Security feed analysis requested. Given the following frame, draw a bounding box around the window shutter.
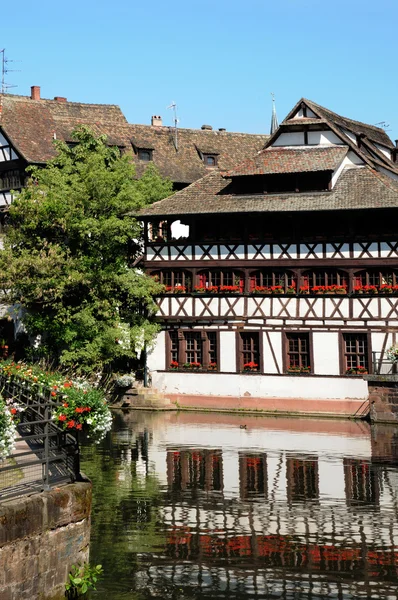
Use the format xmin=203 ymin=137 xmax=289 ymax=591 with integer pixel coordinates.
xmin=199 ymin=272 xmax=206 ymax=286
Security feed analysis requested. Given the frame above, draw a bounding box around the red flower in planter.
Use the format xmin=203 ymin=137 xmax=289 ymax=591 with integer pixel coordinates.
xmin=219 ymin=285 xmax=241 ymax=293
xmin=170 ymin=361 xmax=179 ymax=370
xmin=243 ymin=362 xmax=258 ymax=372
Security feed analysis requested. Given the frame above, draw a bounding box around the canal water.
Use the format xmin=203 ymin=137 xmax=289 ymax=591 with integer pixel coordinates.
xmin=81 ymin=411 xmax=398 ymax=599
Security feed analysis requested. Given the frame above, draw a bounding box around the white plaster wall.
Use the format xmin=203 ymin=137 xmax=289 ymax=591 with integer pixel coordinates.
xmin=147 ymin=331 xmax=166 ymax=371
xmin=340 ymin=128 xmax=357 ymax=145
xmin=331 ymin=155 xmax=364 ymax=187
xmin=151 ymin=371 xmax=368 ymax=399
xmin=219 ymin=331 xmax=236 ymax=372
xmin=272 ymin=132 xmax=305 ymax=146
xmin=313 ymin=332 xmax=340 ymax=375
xmin=262 ymin=331 xmax=283 ymax=373
xmin=307 ymin=130 xmax=343 ymax=145
xmin=371 ymin=331 xmax=394 ymax=353
xmin=374 ymin=143 xmax=392 ymax=159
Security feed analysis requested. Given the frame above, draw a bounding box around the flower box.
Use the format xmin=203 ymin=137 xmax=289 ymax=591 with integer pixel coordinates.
xmin=207 ymin=363 xmax=218 ymax=371
xmin=252 ymin=287 xmax=272 ymax=295
xmin=345 ymin=367 xmax=368 ymax=375
xmin=243 ymin=362 xmax=259 ymax=373
xmin=286 ymin=366 xmax=311 ymax=375
xmin=194 ymin=286 xmax=218 ymax=294
xmin=219 ymin=285 xmax=241 ymax=293
xmin=182 ymin=362 xmax=202 ymax=370
xmin=165 ymin=285 xmax=187 ymax=294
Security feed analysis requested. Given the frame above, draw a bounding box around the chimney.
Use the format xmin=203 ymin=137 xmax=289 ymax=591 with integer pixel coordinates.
xmin=30 ymin=86 xmax=40 ymax=101
xmin=54 ymin=96 xmax=67 ymax=103
xmin=201 ymin=124 xmax=213 ymax=131
xmin=151 ymin=115 xmax=162 ymax=126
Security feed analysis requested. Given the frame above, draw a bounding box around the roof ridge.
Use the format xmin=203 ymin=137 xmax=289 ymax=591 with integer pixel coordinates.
xmin=304 ymin=98 xmax=390 ymax=137
xmin=1 ymin=92 xmax=122 ymax=109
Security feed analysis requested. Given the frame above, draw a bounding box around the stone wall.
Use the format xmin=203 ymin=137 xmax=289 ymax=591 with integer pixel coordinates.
xmin=0 ymin=481 xmax=92 ymax=600
xmin=366 ymin=375 xmax=398 ymax=424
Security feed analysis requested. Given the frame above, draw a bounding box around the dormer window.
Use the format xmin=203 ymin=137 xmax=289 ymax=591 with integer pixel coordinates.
xmin=204 ymin=154 xmax=217 ymax=167
xmin=138 ymin=149 xmax=153 ymax=162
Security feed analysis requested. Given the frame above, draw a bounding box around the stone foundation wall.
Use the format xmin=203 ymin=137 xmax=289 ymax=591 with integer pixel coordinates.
xmin=0 ymin=481 xmax=92 ymax=600
xmin=367 ymin=376 xmax=398 ymax=424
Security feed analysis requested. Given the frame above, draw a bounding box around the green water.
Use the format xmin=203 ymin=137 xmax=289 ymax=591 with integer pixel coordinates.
xmin=81 ymin=410 xmax=398 ymax=599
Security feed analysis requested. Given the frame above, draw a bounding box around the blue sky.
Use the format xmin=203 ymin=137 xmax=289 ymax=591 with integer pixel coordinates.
xmin=2 ymin=0 xmax=397 ymax=140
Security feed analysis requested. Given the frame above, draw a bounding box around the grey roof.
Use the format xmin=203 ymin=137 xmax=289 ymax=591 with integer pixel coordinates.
xmin=137 ymin=166 xmax=398 ymax=217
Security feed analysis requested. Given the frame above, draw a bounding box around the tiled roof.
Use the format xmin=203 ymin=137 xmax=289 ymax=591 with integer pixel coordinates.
xmin=137 ymin=166 xmax=398 ymax=217
xmin=226 ymin=147 xmax=347 ymax=177
xmin=304 ymin=99 xmax=394 ymax=149
xmin=0 ymin=93 xmax=268 ymax=184
xmin=0 ymin=93 xmax=127 ymax=163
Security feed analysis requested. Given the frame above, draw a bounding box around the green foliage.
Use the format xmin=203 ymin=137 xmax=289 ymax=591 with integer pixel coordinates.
xmin=65 ymin=562 xmax=103 ymax=598
xmin=0 ymin=126 xmax=172 ymax=374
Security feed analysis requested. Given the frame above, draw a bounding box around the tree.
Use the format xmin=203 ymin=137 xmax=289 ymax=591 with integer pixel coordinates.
xmin=0 ymin=126 xmax=172 ymax=374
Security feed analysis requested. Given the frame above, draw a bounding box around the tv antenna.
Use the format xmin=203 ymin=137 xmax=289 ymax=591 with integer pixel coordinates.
xmin=167 ymin=101 xmax=179 ymax=150
xmin=374 ymin=121 xmax=390 ymax=131
xmin=1 ymin=49 xmax=20 ymax=95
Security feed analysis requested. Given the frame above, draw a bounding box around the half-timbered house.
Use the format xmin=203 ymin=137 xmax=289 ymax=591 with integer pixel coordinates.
xmin=138 ymin=98 xmax=398 ymax=414
xmin=0 ymin=85 xmax=267 ymax=346
xmin=0 ymin=85 xmax=267 ymax=212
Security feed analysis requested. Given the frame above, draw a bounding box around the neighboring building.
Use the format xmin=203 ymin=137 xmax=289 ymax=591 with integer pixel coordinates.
xmin=0 ymin=85 xmax=268 ymax=213
xmin=138 ymin=98 xmax=398 ymax=414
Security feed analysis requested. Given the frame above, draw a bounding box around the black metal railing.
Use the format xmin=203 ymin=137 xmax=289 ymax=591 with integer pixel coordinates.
xmin=0 ymin=375 xmax=81 ymax=501
xmin=372 ymin=352 xmax=398 ymax=376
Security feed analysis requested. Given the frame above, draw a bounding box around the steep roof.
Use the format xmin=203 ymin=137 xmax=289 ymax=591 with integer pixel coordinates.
xmin=137 ymin=166 xmax=398 ymax=217
xmin=0 ymin=92 xmax=268 ymax=184
xmin=304 ymin=99 xmax=394 ymax=149
xmin=0 ymin=93 xmax=127 ymax=163
xmin=226 ymin=146 xmax=347 ymax=177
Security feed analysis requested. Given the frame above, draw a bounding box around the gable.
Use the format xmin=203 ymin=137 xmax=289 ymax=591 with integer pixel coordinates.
xmin=0 ymin=131 xmax=19 ymax=162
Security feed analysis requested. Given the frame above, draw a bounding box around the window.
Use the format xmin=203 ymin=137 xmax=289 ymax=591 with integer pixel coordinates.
xmin=0 ymin=169 xmax=21 ymax=190
xmin=344 ymin=459 xmax=379 ymax=506
xmin=167 ymin=449 xmax=223 ymax=492
xmin=250 ymin=269 xmax=297 ymax=293
xmin=167 ymin=330 xmax=218 ymax=370
xmin=203 ymin=154 xmax=217 ymax=167
xmin=138 ymin=149 xmax=152 ymax=161
xmin=302 ymin=269 xmax=348 ymax=292
xmin=286 ymin=456 xmax=319 ymax=502
xmin=151 ymin=270 xmax=191 ymax=292
xmin=285 ymin=332 xmax=311 ymax=373
xmin=238 ymin=331 xmax=260 ymax=372
xmin=239 ymin=453 xmax=267 ymax=499
xmin=197 ymin=270 xmax=244 ymax=292
xmin=353 ymin=269 xmax=398 ymax=292
xmin=185 ymin=332 xmax=202 ymax=364
xmin=342 ymin=333 xmax=369 ymax=374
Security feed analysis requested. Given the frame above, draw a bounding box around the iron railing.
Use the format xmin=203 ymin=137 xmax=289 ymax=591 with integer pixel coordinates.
xmin=0 ymin=375 xmax=81 ymax=501
xmin=372 ymin=351 xmax=398 ymax=376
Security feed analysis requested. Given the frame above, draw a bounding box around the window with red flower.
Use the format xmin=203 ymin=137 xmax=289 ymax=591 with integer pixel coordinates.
xmin=249 ymin=269 xmax=297 ymax=293
xmin=167 ymin=330 xmax=218 ymax=371
xmin=238 ymin=332 xmax=260 ymax=372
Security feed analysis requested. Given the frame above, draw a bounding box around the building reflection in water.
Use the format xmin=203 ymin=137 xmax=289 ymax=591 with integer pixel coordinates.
xmin=95 ymin=413 xmax=398 ymax=599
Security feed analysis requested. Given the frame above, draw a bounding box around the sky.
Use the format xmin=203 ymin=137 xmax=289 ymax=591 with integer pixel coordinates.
xmin=1 ymin=0 xmax=397 ymax=140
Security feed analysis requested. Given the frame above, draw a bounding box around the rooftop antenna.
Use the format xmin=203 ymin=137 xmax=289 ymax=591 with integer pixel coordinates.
xmin=0 ymin=49 xmax=19 ymax=95
xmin=270 ymin=92 xmax=278 ymax=135
xmin=374 ymin=121 xmax=391 ymax=131
xmin=167 ymin=101 xmax=179 ymax=150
